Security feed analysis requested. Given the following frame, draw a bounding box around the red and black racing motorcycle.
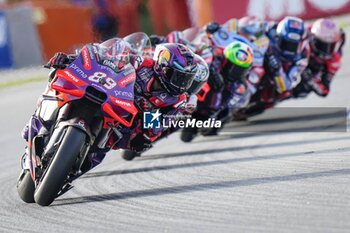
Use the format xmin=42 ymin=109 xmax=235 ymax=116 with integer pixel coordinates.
xmin=17 ymin=33 xmax=151 ymax=206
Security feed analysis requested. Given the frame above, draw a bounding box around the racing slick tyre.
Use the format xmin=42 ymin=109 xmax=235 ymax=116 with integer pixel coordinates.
xmin=201 ymin=127 xmax=219 ymax=136
xmin=121 ymin=150 xmax=141 ymax=161
xmin=17 ymin=170 xmax=35 ymax=203
xmin=180 ymin=127 xmax=198 ymax=143
xmin=34 ymin=127 xmax=86 ymax=206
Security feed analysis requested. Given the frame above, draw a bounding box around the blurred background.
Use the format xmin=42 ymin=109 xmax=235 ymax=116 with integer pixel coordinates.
xmin=0 ymin=0 xmax=350 ymax=69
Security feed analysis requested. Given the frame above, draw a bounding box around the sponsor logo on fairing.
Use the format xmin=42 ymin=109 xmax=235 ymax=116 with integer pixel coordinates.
xmin=143 ymin=110 xmax=222 ymax=129
xmin=64 ymin=70 xmax=80 ymax=83
xmin=114 ymin=90 xmax=133 ymax=98
xmin=87 ymin=45 xmax=96 ymax=60
xmin=118 ymin=73 xmax=136 ymax=88
xmin=81 ymin=48 xmax=92 ymax=70
xmin=69 ymin=63 xmax=88 ymax=79
xmin=115 ymin=99 xmax=132 ymax=107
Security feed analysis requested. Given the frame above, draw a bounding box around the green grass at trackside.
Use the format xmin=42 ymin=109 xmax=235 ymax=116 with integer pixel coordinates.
xmin=340 ymin=21 xmax=350 ymax=28
xmin=0 ymin=76 xmax=46 ymax=90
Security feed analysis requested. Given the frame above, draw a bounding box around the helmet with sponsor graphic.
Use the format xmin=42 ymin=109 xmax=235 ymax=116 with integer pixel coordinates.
xmin=153 ymin=43 xmax=198 ymax=96
xmin=276 ymin=16 xmax=305 ymax=59
xmin=311 ymin=18 xmax=342 ymax=59
xmin=187 ymin=55 xmax=209 ymax=94
xmin=222 ymin=41 xmax=253 ymax=82
xmin=238 ymin=16 xmax=266 ymax=42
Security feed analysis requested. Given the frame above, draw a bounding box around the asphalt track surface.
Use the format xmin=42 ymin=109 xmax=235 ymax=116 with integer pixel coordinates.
xmin=1 ymin=40 xmax=350 ymax=233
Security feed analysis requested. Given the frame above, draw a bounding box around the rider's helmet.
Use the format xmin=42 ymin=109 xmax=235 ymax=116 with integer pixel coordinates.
xmin=153 ymin=43 xmax=198 ymax=96
xmin=222 ymin=41 xmax=253 ymax=82
xmin=276 ymin=16 xmax=305 ymax=60
xmin=310 ymin=18 xmax=342 ymax=59
xmin=238 ymin=16 xmax=266 ymax=42
xmin=187 ymin=55 xmax=209 ymax=94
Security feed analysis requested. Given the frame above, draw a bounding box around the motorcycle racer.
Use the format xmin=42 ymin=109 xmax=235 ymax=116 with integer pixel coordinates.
xmin=293 ymin=18 xmax=346 ymax=98
xmin=22 ymin=40 xmax=207 ymax=170
xmin=264 ymin=16 xmax=309 ymax=98
xmin=238 ymin=16 xmax=309 ymax=119
xmin=219 ymin=16 xmax=271 ymax=105
xmin=181 ymin=40 xmax=254 ymax=141
xmin=148 ymin=21 xmax=255 ymax=141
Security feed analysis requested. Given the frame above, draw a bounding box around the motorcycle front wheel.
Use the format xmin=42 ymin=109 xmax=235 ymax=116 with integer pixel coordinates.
xmin=17 ymin=169 xmax=35 ymax=203
xmin=34 ymin=126 xmax=86 ymax=206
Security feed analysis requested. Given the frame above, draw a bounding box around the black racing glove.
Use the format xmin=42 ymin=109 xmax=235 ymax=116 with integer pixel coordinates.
xmin=267 ymin=54 xmax=281 ymax=75
xmin=45 ymin=52 xmax=71 ymax=69
xmin=205 ymin=22 xmax=221 ymax=34
xmin=135 ymin=96 xmax=153 ymax=112
xmin=208 ymin=70 xmax=224 ymax=92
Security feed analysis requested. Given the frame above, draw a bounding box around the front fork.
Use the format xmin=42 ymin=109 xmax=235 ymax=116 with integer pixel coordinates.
xmin=25 ymin=97 xmax=95 ymax=184
xmin=24 ymin=95 xmax=65 ymax=181
xmin=27 ymin=116 xmax=41 ymax=181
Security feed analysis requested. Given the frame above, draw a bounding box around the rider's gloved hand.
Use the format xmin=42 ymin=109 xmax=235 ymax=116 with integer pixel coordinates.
xmin=267 ymin=54 xmax=281 ymax=75
xmin=208 ymin=68 xmax=224 ymax=92
xmin=46 ymin=52 xmax=70 ymax=69
xmin=135 ymin=96 xmax=153 ymax=112
xmin=205 ymin=22 xmax=221 ymax=34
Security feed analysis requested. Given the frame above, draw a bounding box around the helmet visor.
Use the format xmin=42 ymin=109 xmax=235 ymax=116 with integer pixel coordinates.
xmin=314 ymin=38 xmax=336 ymax=55
xmin=279 ymin=38 xmax=299 ymax=54
xmin=165 ymin=68 xmax=195 ymax=93
xmin=188 ymin=79 xmax=204 ymax=94
xmin=223 ymin=62 xmax=250 ymax=82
